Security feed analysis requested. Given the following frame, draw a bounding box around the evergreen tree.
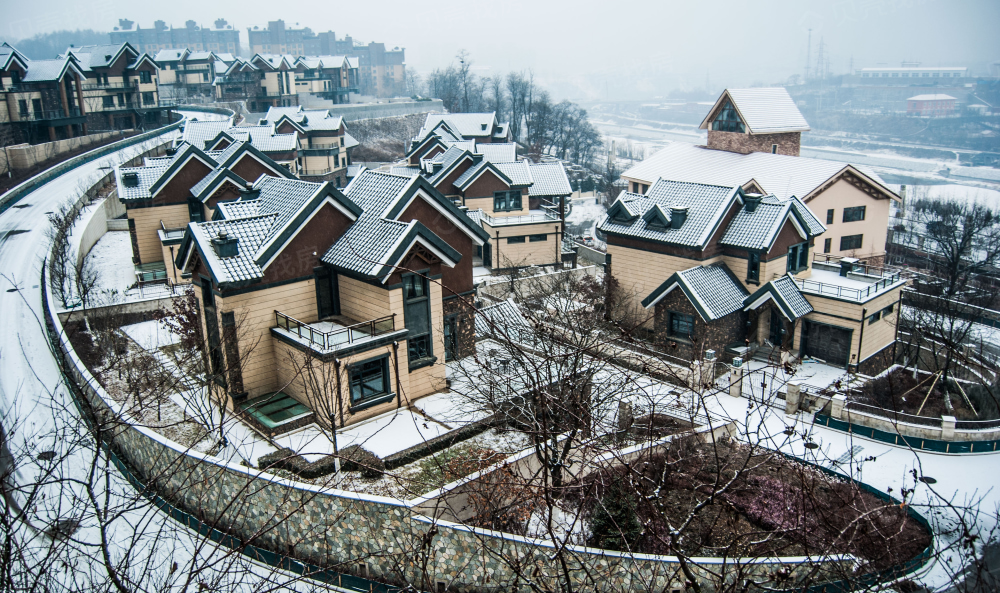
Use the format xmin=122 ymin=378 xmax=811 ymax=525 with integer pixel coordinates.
xmin=587 ymin=476 xmax=642 ymax=551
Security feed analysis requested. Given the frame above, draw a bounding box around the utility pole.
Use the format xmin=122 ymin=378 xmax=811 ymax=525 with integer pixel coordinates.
xmin=805 ymin=28 xmax=812 ymax=81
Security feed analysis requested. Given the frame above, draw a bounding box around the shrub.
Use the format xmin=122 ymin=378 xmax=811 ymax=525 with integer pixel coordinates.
xmin=587 ymin=476 xmax=642 ymax=551
xmin=339 ymin=445 xmax=385 ymax=478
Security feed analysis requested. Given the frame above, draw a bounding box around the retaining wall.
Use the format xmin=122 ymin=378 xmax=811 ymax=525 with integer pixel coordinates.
xmin=1 ymin=132 xmax=127 ymax=174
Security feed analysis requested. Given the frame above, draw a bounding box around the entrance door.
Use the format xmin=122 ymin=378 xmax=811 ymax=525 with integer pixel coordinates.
xmin=314 ymin=266 xmax=340 ymax=319
xmin=801 ymin=320 xmax=853 ymax=367
xmin=769 ymin=308 xmax=784 ymax=345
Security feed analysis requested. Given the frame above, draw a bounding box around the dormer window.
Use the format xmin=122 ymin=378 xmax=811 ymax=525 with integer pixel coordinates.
xmin=711 ymin=100 xmax=745 ymax=133
xmin=787 ymin=241 xmax=809 ymax=273
xmin=608 ymin=200 xmax=638 ymax=224
xmin=642 ymin=205 xmax=670 ymax=231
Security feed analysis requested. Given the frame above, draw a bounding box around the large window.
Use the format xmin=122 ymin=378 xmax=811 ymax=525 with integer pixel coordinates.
xmin=404 ymin=274 xmax=433 ymax=368
xmin=529 ymin=234 xmax=548 ymax=242
xmin=494 ymin=190 xmax=521 ymax=212
xmin=349 ymin=356 xmax=390 ymax=404
xmin=826 ymin=209 xmax=834 ymax=225
xmin=711 ymin=100 xmax=745 ymax=133
xmin=842 ymin=206 xmax=866 ymax=222
xmin=142 ymin=92 xmax=154 ymax=105
xmin=507 ymin=236 xmax=526 ymax=244
xmin=139 ymin=71 xmax=152 ymax=84
xmin=840 ymin=234 xmax=863 ymax=250
xmin=747 ymin=251 xmax=760 ymax=282
xmin=787 ymin=242 xmax=809 ymax=273
xmin=668 ymin=311 xmax=694 ymax=340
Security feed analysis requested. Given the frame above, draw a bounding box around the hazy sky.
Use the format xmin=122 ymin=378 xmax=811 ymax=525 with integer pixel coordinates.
xmin=5 ymin=0 xmax=999 ymax=101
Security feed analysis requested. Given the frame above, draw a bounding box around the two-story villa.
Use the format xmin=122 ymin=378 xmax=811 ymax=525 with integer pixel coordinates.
xmin=116 ymin=140 xmax=295 ymax=283
xmin=599 ymin=180 xmax=906 ymax=374
xmin=622 ymin=88 xmax=899 ymax=264
xmin=65 ymin=43 xmax=170 ymax=130
xmin=405 ymin=112 xmax=511 ymax=165
xmin=292 ymin=56 xmax=360 ymax=104
xmin=1 ymin=43 xmax=89 ymax=143
xmin=260 ymin=106 xmax=360 ymax=185
xmin=173 ymin=170 xmax=489 ymax=431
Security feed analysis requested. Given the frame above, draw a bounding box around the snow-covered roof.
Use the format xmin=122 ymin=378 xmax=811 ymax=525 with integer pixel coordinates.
xmin=417 ymin=112 xmax=499 ymax=139
xmin=720 ymin=194 xmax=824 ymax=250
xmin=908 ymin=94 xmax=957 ymax=101
xmin=476 ymin=142 xmax=516 ymax=164
xmin=622 ymin=142 xmax=894 ymax=203
xmin=181 ymin=119 xmax=234 ymax=149
xmin=700 ymin=87 xmax=810 ymax=134
xmin=642 ymin=264 xmax=749 ymax=321
xmin=527 ymin=163 xmax=572 ymax=197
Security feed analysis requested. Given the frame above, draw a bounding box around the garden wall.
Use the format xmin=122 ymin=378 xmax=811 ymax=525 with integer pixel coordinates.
xmin=39 ymin=117 xmax=882 ymax=592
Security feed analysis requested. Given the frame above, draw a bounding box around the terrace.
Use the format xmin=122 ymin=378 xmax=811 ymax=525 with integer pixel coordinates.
xmin=797 ymin=257 xmax=907 ymax=302
xmin=479 ymin=209 xmax=559 ymax=227
xmin=272 ymin=311 xmax=404 ymax=354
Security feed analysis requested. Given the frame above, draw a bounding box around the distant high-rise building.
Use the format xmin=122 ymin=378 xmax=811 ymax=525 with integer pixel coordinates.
xmin=109 ymin=18 xmax=240 ymax=56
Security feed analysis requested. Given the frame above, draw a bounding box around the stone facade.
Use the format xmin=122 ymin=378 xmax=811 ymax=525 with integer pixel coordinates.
xmin=653 ymin=288 xmax=748 ymax=361
xmin=858 ymin=341 xmax=895 ymax=376
xmin=706 ymin=130 xmax=801 ymax=156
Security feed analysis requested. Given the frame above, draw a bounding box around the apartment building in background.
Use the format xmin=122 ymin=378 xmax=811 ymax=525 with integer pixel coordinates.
xmin=111 ymin=18 xmax=241 ymax=55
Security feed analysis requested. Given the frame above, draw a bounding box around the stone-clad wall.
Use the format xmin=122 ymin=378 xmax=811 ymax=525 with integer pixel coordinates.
xmin=653 ymin=288 xmax=748 ymax=361
xmin=706 ymin=130 xmax=801 ymax=156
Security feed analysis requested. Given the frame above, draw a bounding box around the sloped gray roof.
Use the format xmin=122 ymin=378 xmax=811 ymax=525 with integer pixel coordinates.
xmin=188 ymin=214 xmax=278 ymax=283
xmin=495 ymin=162 xmax=533 ymax=187
xmin=476 ymin=299 xmax=530 ymax=337
xmin=623 ymin=142 xmax=892 ymax=202
xmin=154 ymin=48 xmax=187 ymax=62
xmin=476 ymin=143 xmax=517 ymax=163
xmin=418 ymin=112 xmax=498 ymax=139
xmin=744 ymin=274 xmax=814 ymax=321
xmin=344 ymin=132 xmax=359 ymax=149
xmin=116 ymin=164 xmax=170 ymax=201
xmin=321 ymin=215 xmax=410 ymax=277
xmin=182 ymin=120 xmax=234 ymax=149
xmin=22 ymin=58 xmax=76 ymax=82
xmin=702 ymin=88 xmax=810 ymax=134
xmin=598 ymin=180 xmax=740 ymax=248
xmin=389 ymin=166 xmax=421 ymax=177
xmin=642 ymin=264 xmax=748 ymax=321
xmin=227 ymin=126 xmax=298 ymax=153
xmin=720 ymin=195 xmax=824 ymax=250
xmin=527 ymin=162 xmax=572 ymax=197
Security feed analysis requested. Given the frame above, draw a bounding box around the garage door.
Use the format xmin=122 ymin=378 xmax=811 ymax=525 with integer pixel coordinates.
xmin=801 ymin=321 xmax=852 ymax=367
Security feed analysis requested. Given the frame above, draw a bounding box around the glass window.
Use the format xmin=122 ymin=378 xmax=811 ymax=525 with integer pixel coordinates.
xmin=711 ymin=100 xmax=745 ymax=133
xmin=403 ymin=274 xmax=433 ymax=366
xmin=787 ymin=242 xmax=809 ymax=273
xmin=840 ymin=234 xmax=863 ymax=250
xmin=507 ymin=236 xmax=526 ymax=244
xmin=842 ymin=206 xmax=866 ymax=222
xmin=103 ymin=96 xmax=115 ymax=108
xmin=349 ymin=357 xmax=389 ymax=402
xmin=443 ymin=315 xmax=457 ymax=362
xmin=529 ymin=234 xmax=548 ymax=242
xmin=826 ymin=209 xmax=834 ymax=225
xmin=824 ymin=238 xmax=832 ymax=253
xmin=747 ymin=251 xmax=760 ymax=282
xmin=142 ymin=91 xmax=154 ymax=105
xmin=493 ymin=190 xmax=521 ymax=212
xmin=668 ymin=312 xmax=694 ymax=339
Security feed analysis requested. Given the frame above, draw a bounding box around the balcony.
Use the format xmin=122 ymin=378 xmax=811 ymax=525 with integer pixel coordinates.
xmin=273 ymin=311 xmax=403 ymax=353
xmin=479 ymin=209 xmax=560 ymax=227
xmin=16 ymin=107 xmax=83 ymax=122
xmin=795 ymin=260 xmax=907 ymax=302
xmin=299 ymin=167 xmax=333 ymax=176
xmin=82 ymin=81 xmax=140 ymax=91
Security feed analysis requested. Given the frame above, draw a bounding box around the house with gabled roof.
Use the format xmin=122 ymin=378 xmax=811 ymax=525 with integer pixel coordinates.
xmin=599 ymin=180 xmax=906 ymax=374
xmin=117 ymin=139 xmax=295 ymax=282
xmin=406 ymin=112 xmax=511 ymax=165
xmin=250 ymin=53 xmax=299 ymax=108
xmin=0 ymin=43 xmax=90 ymax=143
xmin=398 ymin=140 xmax=573 ymax=270
xmin=622 ymin=87 xmax=900 ymax=264
xmin=292 ymin=55 xmax=359 ymax=104
xmin=173 ymin=170 xmax=490 ymax=432
xmin=259 ymin=106 xmax=360 ymax=185
xmin=62 ymin=43 xmax=170 ymax=131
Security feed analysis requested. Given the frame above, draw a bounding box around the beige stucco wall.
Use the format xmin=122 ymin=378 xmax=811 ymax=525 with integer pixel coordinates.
xmin=485 ymin=221 xmax=562 ymax=268
xmin=129 ymin=204 xmax=189 ymax=264
xmin=801 ymin=285 xmax=901 ymax=365
xmin=808 ymin=179 xmax=893 ymax=260
xmin=466 ymin=196 xmax=529 ymax=217
xmin=339 ymin=275 xmax=393 ymax=322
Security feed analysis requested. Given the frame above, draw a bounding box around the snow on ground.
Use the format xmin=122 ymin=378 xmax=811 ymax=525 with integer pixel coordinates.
xmin=86 ymin=230 xmax=135 ymax=296
xmin=410 ymin=390 xmax=491 ymax=426
xmin=473 ymin=266 xmax=492 ymax=281
xmin=122 ymin=319 xmax=180 ymax=351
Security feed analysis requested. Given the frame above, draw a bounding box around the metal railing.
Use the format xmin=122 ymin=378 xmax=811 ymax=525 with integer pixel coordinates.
xmin=955 ymin=418 xmax=1000 ymax=430
xmin=812 ymin=256 xmax=903 ymax=280
xmin=82 ymin=81 xmax=139 ymax=91
xmin=274 ymin=311 xmax=396 ymax=351
xmin=17 ymin=107 xmax=83 ymax=121
xmin=795 ymin=270 xmax=903 ymax=301
xmin=846 ymin=401 xmax=944 ymax=427
xmin=299 ymin=167 xmax=332 ymax=176
xmin=479 ymin=210 xmax=559 ymax=227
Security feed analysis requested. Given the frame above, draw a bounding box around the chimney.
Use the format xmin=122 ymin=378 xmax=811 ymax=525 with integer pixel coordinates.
xmin=839 ymin=257 xmax=859 ymax=277
xmin=670 ymin=207 xmax=688 ymax=229
xmin=212 ymin=230 xmax=239 ymax=258
xmin=122 ymin=172 xmax=139 ymax=187
xmin=744 ymin=194 xmax=762 ymax=212
xmin=239 ymin=181 xmax=260 ymax=200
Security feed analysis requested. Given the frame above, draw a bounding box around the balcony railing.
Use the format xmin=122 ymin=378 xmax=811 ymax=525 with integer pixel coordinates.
xmin=82 ymin=81 xmax=140 ymax=91
xmin=479 ymin=210 xmax=559 ymax=227
xmin=17 ymin=107 xmax=83 ymax=121
xmin=794 ymin=271 xmax=904 ymax=302
xmin=274 ymin=311 xmax=397 ymax=351
xmin=299 ymin=167 xmax=332 ymax=176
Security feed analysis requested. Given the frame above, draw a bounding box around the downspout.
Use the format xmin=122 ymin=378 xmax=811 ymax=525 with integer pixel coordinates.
xmin=393 ymin=341 xmax=402 ymax=408
xmin=892 ymin=289 xmax=903 ymax=364
xmin=856 ymin=307 xmax=867 ymax=372
xmin=333 ymin=357 xmax=344 ymax=427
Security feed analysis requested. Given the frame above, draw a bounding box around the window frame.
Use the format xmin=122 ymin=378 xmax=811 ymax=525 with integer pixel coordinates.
xmin=842 ymin=206 xmax=866 ymax=223
xmin=507 ymin=236 xmax=526 ymax=244
xmin=403 ymin=272 xmax=435 ymax=370
xmin=746 ymin=250 xmax=760 ymax=283
xmin=493 ymin=190 xmax=522 ymax=212
xmin=826 ymin=209 xmax=834 ymax=225
xmin=348 ymin=355 xmax=393 ymax=410
xmin=824 ymin=238 xmax=832 ymax=253
xmin=787 ymin=241 xmax=810 ymax=273
xmin=840 ymin=234 xmax=863 ymax=251
xmin=667 ymin=311 xmax=695 ymax=341
xmin=529 ymin=234 xmax=548 ymax=242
